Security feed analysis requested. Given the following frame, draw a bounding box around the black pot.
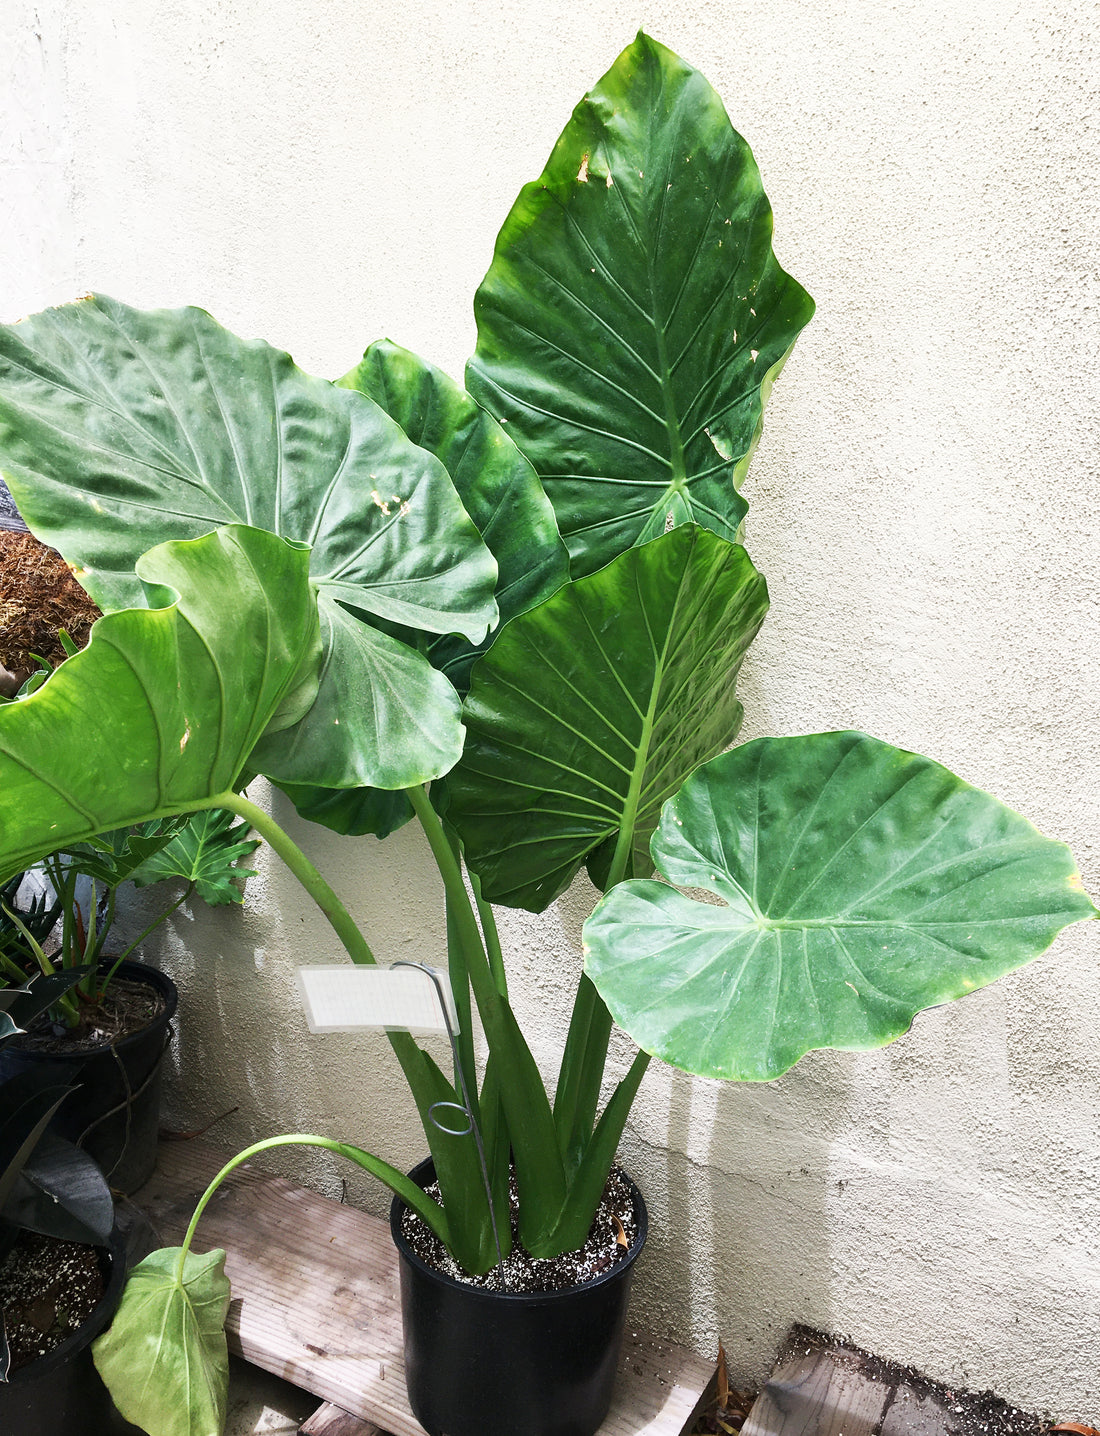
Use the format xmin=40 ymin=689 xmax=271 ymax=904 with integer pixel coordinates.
xmin=0 ymin=961 xmax=177 ymax=1193
xmin=390 ymin=1158 xmax=648 ymax=1436
xmin=0 ymin=1225 xmax=142 ymax=1433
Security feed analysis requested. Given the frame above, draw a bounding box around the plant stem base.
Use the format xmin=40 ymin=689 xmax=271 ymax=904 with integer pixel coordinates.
xmin=133 ymin=1139 xmax=714 ymax=1436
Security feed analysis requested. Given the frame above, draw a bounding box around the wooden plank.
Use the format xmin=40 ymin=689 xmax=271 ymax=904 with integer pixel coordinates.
xmin=299 ymin=1401 xmax=383 ymax=1435
xmin=878 ymin=1384 xmax=952 ymax=1436
xmin=741 ymin=1349 xmax=890 ymax=1436
xmin=135 ymin=1140 xmax=713 ymax=1436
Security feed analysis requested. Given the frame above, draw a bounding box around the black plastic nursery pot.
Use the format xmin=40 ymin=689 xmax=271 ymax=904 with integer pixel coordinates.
xmin=0 ymin=1225 xmax=140 ymax=1434
xmin=390 ymin=1158 xmax=648 ymax=1436
xmin=0 ymin=960 xmax=177 ymax=1194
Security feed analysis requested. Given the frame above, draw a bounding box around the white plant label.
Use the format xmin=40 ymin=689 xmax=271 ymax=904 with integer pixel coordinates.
xmin=296 ymin=964 xmax=460 ymax=1036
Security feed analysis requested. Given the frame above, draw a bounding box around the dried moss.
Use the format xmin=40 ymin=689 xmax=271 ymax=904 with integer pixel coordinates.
xmin=0 ymin=530 xmax=101 ymax=678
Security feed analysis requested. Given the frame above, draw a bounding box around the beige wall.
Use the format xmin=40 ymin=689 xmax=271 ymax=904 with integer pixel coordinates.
xmin=4 ymin=0 xmax=1098 ymax=1415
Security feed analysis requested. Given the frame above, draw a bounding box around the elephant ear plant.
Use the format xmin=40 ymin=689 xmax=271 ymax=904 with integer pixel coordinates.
xmin=0 ymin=32 xmax=1095 ymax=1436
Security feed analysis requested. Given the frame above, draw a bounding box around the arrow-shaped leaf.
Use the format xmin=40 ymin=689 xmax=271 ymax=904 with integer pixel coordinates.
xmin=466 ymin=32 xmax=814 ymax=577
xmin=448 ymin=525 xmax=768 ymax=910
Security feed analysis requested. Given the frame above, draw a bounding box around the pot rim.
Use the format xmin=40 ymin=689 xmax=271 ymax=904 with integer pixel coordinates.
xmin=1 ymin=960 xmax=178 ymax=1063
xmin=390 ymin=1156 xmax=648 ymax=1305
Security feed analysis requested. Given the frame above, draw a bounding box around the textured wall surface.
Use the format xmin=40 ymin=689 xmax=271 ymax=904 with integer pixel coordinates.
xmin=3 ymin=0 xmax=1098 ymax=1415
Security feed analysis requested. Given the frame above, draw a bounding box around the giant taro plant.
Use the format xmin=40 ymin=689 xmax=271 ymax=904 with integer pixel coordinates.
xmin=0 ymin=33 xmax=1094 ymax=1436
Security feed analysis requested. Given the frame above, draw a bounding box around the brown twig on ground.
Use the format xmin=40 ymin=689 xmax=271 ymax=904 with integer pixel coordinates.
xmin=690 ymin=1344 xmax=755 ymax=1435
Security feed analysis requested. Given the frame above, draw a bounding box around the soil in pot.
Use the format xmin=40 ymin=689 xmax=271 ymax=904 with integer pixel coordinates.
xmin=0 ymin=961 xmax=178 ymax=1194
xmin=0 ymin=1226 xmax=142 ymax=1434
xmin=392 ymin=1159 xmax=648 ymax=1436
xmin=1 ymin=1231 xmax=105 ymax=1371
xmin=13 ymin=972 xmax=167 ymax=1053
xmin=400 ymin=1164 xmax=640 ymax=1292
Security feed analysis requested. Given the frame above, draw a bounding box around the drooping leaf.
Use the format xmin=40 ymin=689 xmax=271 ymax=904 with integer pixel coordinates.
xmin=11 ymin=1132 xmax=114 ymax=1245
xmin=130 ymin=809 xmax=260 ymax=906
xmin=583 ymin=732 xmax=1099 ymax=1081
xmin=92 ymin=1247 xmax=231 ymax=1436
xmin=0 ymin=525 xmax=319 ymax=883
xmin=0 ymin=295 xmax=495 ymax=788
xmin=466 ymin=32 xmax=814 ymax=577
xmin=0 ymin=1084 xmax=72 ymax=1220
xmin=447 ymin=525 xmax=768 ymax=911
xmin=341 ymin=340 xmax=569 ymax=690
xmin=250 ymin=591 xmax=464 ymax=790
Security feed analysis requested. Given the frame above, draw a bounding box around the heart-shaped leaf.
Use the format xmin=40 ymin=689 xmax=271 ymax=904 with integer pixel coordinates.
xmin=0 ymin=295 xmax=494 ymax=789
xmin=447 ymin=525 xmax=768 ymax=910
xmin=0 ymin=525 xmax=319 ymax=883
xmin=93 ymin=1247 xmax=231 ymax=1436
xmin=583 ymin=732 xmax=1099 ymax=1081
xmin=466 ymin=32 xmax=814 ymax=577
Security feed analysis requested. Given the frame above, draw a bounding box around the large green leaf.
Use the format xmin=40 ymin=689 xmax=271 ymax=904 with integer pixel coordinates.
xmin=0 ymin=525 xmax=319 ymax=883
xmin=583 ymin=732 xmax=1099 ymax=1081
xmin=466 ymin=32 xmax=814 ymax=577
xmin=92 ymin=1247 xmax=231 ymax=1436
xmin=447 ymin=525 xmax=768 ymax=911
xmin=341 ymin=340 xmax=569 ymax=690
xmin=0 ymin=295 xmax=494 ymax=788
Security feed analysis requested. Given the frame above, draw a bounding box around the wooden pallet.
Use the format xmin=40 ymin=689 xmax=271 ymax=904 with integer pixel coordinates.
xmin=133 ymin=1141 xmax=714 ymax=1436
xmin=742 ymin=1344 xmax=956 ymax=1436
xmin=300 ymin=1404 xmax=382 ymax=1436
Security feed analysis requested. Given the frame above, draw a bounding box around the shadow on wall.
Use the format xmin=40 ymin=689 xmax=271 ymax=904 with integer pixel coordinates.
xmin=617 ymin=954 xmax=1100 ymax=1408
xmin=619 ymin=1052 xmax=863 ymax=1387
xmin=552 ymin=874 xmax=855 ymax=1385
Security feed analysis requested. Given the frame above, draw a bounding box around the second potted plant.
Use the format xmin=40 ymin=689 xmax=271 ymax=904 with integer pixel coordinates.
xmin=0 ymin=812 xmax=258 ymax=1193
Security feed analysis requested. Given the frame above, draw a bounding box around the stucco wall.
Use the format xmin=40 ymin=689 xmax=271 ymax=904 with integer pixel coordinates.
xmin=3 ymin=0 xmax=1098 ymax=1416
